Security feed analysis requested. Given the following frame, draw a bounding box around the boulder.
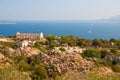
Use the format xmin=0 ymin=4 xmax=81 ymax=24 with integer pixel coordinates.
xmin=99 ymin=67 xmax=113 ymax=74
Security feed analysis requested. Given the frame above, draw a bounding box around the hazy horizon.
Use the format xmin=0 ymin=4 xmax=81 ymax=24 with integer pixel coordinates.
xmin=0 ymin=0 xmax=120 ymax=21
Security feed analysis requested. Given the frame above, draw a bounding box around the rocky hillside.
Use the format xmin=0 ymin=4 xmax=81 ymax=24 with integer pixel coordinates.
xmin=1 ymin=35 xmax=120 ymax=80
xmin=0 ymin=45 xmax=115 ymax=79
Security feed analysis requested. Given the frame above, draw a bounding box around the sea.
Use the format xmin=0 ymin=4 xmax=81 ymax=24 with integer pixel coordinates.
xmin=0 ymin=21 xmax=120 ymax=40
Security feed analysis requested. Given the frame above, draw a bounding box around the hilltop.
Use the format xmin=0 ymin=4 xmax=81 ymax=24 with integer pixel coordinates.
xmin=0 ymin=35 xmax=120 ymax=80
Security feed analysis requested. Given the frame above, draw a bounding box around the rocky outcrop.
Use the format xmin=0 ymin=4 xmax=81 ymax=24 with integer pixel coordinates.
xmin=105 ymin=54 xmax=120 ymax=64
xmin=32 ymin=49 xmax=94 ymax=74
xmin=0 ymin=53 xmax=12 ymax=67
xmin=4 ymin=46 xmax=114 ymax=75
xmin=6 ymin=47 xmax=40 ymax=57
xmin=105 ymin=55 xmax=113 ymax=62
xmin=99 ymin=67 xmax=112 ymax=75
xmin=113 ymin=54 xmax=120 ymax=62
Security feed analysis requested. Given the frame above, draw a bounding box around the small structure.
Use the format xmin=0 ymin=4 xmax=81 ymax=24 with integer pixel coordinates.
xmin=16 ymin=40 xmax=36 ymax=47
xmin=0 ymin=35 xmax=3 ymax=38
xmin=16 ymin=40 xmax=29 ymax=47
xmin=16 ymin=32 xmax=44 ymax=40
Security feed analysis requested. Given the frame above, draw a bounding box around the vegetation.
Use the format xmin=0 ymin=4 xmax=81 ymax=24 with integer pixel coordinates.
xmin=82 ymin=48 xmax=101 ymax=58
xmin=0 ymin=42 xmax=17 ymax=49
xmin=1 ymin=35 xmax=120 ymax=80
xmin=34 ymin=41 xmax=41 ymax=49
xmin=59 ymin=47 xmax=66 ymax=52
xmin=32 ymin=66 xmax=48 ymax=80
xmin=0 ymin=66 xmax=31 ymax=80
xmin=58 ymin=71 xmax=120 ymax=80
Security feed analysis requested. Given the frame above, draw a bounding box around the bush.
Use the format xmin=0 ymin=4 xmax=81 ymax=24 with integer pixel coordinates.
xmin=49 ymin=43 xmax=56 ymax=49
xmin=18 ymin=59 xmax=32 ymax=71
xmin=101 ymin=50 xmax=109 ymax=58
xmin=46 ymin=35 xmax=56 ymax=42
xmin=110 ymin=48 xmax=117 ymax=54
xmin=92 ymin=39 xmax=103 ymax=47
xmin=59 ymin=47 xmax=66 ymax=52
xmin=34 ymin=41 xmax=41 ymax=49
xmin=82 ymin=48 xmax=101 ymax=58
xmin=35 ymin=66 xmax=48 ymax=79
xmin=112 ymin=65 xmax=120 ymax=72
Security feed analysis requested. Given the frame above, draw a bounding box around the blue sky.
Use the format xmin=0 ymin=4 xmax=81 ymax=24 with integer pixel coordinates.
xmin=0 ymin=0 xmax=120 ymax=21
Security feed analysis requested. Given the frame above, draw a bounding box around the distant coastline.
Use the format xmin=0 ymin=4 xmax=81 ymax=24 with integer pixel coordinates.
xmin=0 ymin=22 xmax=16 ymax=24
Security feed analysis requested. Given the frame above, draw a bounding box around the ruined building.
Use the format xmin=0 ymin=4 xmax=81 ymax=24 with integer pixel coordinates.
xmin=16 ymin=32 xmax=43 ymax=40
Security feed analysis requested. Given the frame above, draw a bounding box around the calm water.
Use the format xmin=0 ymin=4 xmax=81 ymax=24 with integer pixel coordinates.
xmin=0 ymin=21 xmax=120 ymax=39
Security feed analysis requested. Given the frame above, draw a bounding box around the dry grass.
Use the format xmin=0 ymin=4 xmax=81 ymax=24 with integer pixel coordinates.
xmin=57 ymin=71 xmax=120 ymax=80
xmin=0 ymin=66 xmax=31 ymax=80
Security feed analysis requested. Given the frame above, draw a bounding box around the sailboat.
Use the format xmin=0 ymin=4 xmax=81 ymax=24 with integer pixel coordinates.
xmin=89 ymin=30 xmax=91 ymax=34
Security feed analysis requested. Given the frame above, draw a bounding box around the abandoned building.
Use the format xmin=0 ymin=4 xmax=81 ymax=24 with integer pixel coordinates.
xmin=16 ymin=32 xmax=43 ymax=40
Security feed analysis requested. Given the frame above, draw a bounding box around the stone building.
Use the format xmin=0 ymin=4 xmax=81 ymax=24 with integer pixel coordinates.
xmin=0 ymin=35 xmax=3 ymax=38
xmin=16 ymin=40 xmax=36 ymax=47
xmin=16 ymin=40 xmax=29 ymax=47
xmin=16 ymin=32 xmax=43 ymax=40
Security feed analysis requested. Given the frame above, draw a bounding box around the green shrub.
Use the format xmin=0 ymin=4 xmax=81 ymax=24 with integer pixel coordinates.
xmin=35 ymin=66 xmax=48 ymax=79
xmin=34 ymin=41 xmax=41 ymax=49
xmin=101 ymin=50 xmax=109 ymax=58
xmin=82 ymin=48 xmax=101 ymax=58
xmin=59 ymin=47 xmax=66 ymax=52
xmin=49 ymin=43 xmax=56 ymax=49
xmin=92 ymin=39 xmax=103 ymax=47
xmin=18 ymin=59 xmax=32 ymax=71
xmin=110 ymin=48 xmax=117 ymax=54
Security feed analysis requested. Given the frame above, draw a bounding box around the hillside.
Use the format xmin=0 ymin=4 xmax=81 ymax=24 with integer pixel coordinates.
xmin=0 ymin=36 xmax=120 ymax=80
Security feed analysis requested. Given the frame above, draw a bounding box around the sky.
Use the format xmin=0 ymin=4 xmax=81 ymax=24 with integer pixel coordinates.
xmin=0 ymin=0 xmax=120 ymax=21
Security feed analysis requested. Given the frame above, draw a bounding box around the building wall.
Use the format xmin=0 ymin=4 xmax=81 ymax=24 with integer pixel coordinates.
xmin=16 ymin=32 xmax=43 ymax=40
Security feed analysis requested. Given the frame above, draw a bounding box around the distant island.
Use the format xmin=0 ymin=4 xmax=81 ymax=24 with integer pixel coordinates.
xmin=0 ymin=22 xmax=16 ymax=24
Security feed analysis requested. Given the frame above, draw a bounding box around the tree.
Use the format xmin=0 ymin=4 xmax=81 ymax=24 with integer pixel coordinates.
xmin=46 ymin=35 xmax=56 ymax=42
xmin=77 ymin=38 xmax=87 ymax=47
xmin=59 ymin=35 xmax=77 ymax=46
xmin=92 ymin=39 xmax=103 ymax=47
xmin=101 ymin=50 xmax=109 ymax=58
xmin=109 ymin=38 xmax=116 ymax=42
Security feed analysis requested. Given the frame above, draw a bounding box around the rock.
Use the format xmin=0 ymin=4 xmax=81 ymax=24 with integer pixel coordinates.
xmin=114 ymin=54 xmax=120 ymax=62
xmin=0 ymin=53 xmax=12 ymax=67
xmin=6 ymin=47 xmax=40 ymax=57
xmin=5 ymin=46 xmax=95 ymax=75
xmin=99 ymin=67 xmax=113 ymax=74
xmin=0 ymin=53 xmax=5 ymax=59
xmin=57 ymin=65 xmax=61 ymax=74
xmin=6 ymin=47 xmax=15 ymax=56
xmin=105 ymin=55 xmax=113 ymax=62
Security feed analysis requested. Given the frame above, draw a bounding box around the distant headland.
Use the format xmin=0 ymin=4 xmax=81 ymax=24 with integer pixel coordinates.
xmin=0 ymin=22 xmax=16 ymax=24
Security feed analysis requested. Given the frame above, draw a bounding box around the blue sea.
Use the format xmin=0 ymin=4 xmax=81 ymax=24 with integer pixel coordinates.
xmin=0 ymin=21 xmax=120 ymax=40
